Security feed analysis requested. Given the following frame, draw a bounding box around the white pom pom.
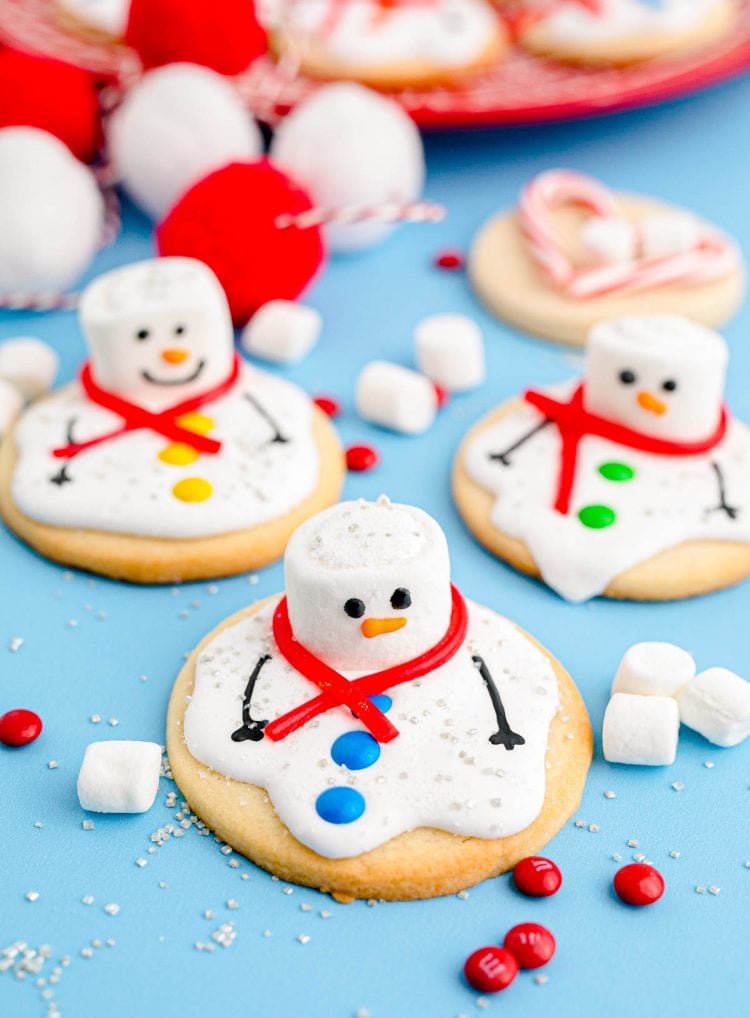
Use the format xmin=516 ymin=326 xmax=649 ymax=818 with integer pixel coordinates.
xmin=640 ymin=212 xmax=702 ymax=260
xmin=0 ymin=378 xmax=24 ymax=440
xmin=77 ymin=741 xmax=163 ymax=814
xmin=355 ymin=360 xmax=437 ymax=435
xmin=109 ymin=63 xmax=263 ymax=220
xmin=580 ymin=216 xmax=638 ymax=265
xmin=0 ymin=337 xmax=59 ymax=400
xmin=270 ymin=82 xmax=425 ymax=252
xmin=241 ymin=300 xmax=322 ymax=364
xmin=414 ymin=313 xmax=485 ymax=392
xmin=0 ymin=127 xmax=103 ymax=293
xmin=611 ymin=642 xmax=695 ymax=699
xmin=602 ymin=693 xmax=680 ymax=766
xmin=678 ymin=667 xmax=750 ymax=747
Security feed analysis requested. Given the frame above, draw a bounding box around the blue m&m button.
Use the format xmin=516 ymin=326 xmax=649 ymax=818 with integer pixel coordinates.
xmin=351 ymin=694 xmax=392 ymax=719
xmin=331 ymin=730 xmax=381 ymax=771
xmin=315 ymin=787 xmax=366 ymax=825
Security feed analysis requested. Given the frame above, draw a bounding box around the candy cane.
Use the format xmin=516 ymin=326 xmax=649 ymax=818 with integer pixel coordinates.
xmin=519 ymin=169 xmax=740 ymax=301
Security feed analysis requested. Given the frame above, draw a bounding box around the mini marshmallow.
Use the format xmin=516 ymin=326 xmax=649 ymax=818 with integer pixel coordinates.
xmin=641 ymin=212 xmax=702 ymax=261
xmin=77 ymin=740 xmax=162 ymax=813
xmin=413 ymin=313 xmax=485 ymax=392
xmin=580 ymin=216 xmax=638 ymax=265
xmin=612 ymin=642 xmax=695 ymax=699
xmin=0 ymin=127 xmax=103 ymax=293
xmin=0 ymin=378 xmax=24 ymax=440
xmin=355 ymin=360 xmax=437 ymax=435
xmin=0 ymin=338 xmax=59 ymax=399
xmin=109 ymin=63 xmax=263 ymax=220
xmin=240 ymin=300 xmax=322 ymax=364
xmin=602 ymin=693 xmax=680 ymax=766
xmin=678 ymin=667 xmax=750 ymax=747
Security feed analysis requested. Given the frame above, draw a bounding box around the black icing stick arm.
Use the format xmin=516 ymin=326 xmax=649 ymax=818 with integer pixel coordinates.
xmin=472 ymin=654 xmax=525 ymax=750
xmin=710 ymin=461 xmax=740 ymax=520
xmin=50 ymin=417 xmax=78 ymax=486
xmin=243 ymin=393 xmax=289 ymax=445
xmin=231 ymin=655 xmax=271 ymax=743
xmin=488 ymin=418 xmax=551 ymax=467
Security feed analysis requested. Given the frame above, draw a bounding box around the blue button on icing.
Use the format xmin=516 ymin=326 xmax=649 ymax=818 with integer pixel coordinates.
xmin=315 ymin=787 xmax=366 ymax=825
xmin=369 ymin=694 xmax=392 ymax=713
xmin=331 ymin=730 xmax=381 ymax=771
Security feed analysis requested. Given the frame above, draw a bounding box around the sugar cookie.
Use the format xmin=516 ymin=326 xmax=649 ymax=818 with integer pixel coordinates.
xmin=168 ymin=497 xmax=591 ymax=901
xmin=454 ymin=315 xmax=750 ymax=602
xmin=469 ymin=169 xmax=744 ymax=346
xmin=267 ymin=0 xmax=507 ymax=89
xmin=0 ymin=258 xmax=344 ymax=583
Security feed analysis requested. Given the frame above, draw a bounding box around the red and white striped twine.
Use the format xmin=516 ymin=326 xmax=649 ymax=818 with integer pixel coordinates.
xmin=276 ymin=200 xmax=446 ymax=230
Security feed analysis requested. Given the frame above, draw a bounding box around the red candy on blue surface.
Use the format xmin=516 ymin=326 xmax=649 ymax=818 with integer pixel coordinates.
xmin=504 ymin=922 xmax=556 ymax=969
xmin=313 ymin=396 xmax=341 ymax=418
xmin=614 ymin=863 xmax=665 ymax=907
xmin=512 ymin=855 xmax=563 ymax=897
xmin=0 ymin=709 xmax=43 ymax=747
xmin=464 ymin=946 xmax=519 ymax=993
xmin=346 ymin=444 xmax=379 ymax=472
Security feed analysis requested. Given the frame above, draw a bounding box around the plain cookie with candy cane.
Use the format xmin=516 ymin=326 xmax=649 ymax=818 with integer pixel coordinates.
xmin=469 ymin=169 xmax=744 ymax=346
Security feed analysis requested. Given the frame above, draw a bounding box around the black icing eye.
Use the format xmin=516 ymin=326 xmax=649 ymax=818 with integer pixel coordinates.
xmin=390 ymin=588 xmax=412 ymax=610
xmin=135 ymin=328 xmax=150 ymax=341
xmin=344 ymin=598 xmax=366 ymax=619
xmin=174 ymin=324 xmax=186 ymax=336
xmin=662 ymin=379 xmax=677 ymax=392
xmin=619 ymin=369 xmax=637 ymax=385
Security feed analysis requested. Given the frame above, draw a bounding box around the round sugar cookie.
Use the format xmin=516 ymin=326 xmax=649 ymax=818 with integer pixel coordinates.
xmin=519 ymin=0 xmax=736 ymax=66
xmin=269 ymin=0 xmax=506 ymax=89
xmin=469 ymin=192 xmax=744 ymax=347
xmin=453 ymin=316 xmax=750 ymax=602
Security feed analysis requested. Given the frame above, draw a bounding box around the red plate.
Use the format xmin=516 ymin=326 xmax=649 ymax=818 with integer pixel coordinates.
xmin=2 ymin=0 xmax=750 ymax=128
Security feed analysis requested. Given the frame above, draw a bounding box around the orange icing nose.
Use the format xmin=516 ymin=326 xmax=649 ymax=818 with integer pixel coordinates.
xmin=161 ymin=348 xmax=189 ymax=364
xmin=637 ymin=391 xmax=667 ymax=416
xmin=360 ymin=617 xmax=407 ymax=639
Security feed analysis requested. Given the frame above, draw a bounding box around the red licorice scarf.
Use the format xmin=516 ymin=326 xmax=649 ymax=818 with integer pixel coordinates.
xmin=524 ymin=383 xmax=729 ymax=515
xmin=264 ymin=584 xmax=469 ymax=745
xmin=52 ymin=354 xmax=241 ymax=460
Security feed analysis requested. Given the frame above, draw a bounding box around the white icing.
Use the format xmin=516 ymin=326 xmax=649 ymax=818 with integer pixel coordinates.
xmin=463 ymin=377 xmax=750 ymax=602
xmin=11 ymin=362 xmax=320 ymax=539
xmin=539 ymin=0 xmax=723 ymax=43
xmin=184 ymin=597 xmax=559 ymax=859
xmin=276 ymin=0 xmax=498 ymax=68
xmin=58 ymin=0 xmax=130 ymax=35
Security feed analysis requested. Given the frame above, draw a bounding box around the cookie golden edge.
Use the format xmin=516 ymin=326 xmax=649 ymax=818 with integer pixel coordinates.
xmin=167 ymin=598 xmax=592 ymax=902
xmin=520 ymin=0 xmax=735 ymax=65
xmin=268 ymin=25 xmax=507 ymax=90
xmin=0 ymin=406 xmax=345 ymax=584
xmin=469 ymin=198 xmax=745 ymax=347
xmin=453 ymin=401 xmax=750 ymax=601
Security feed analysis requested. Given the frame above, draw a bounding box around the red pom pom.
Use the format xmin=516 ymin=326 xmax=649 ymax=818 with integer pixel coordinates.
xmin=0 ymin=48 xmax=100 ymax=163
xmin=157 ymin=160 xmax=325 ymax=325
xmin=125 ymin=0 xmax=266 ymax=74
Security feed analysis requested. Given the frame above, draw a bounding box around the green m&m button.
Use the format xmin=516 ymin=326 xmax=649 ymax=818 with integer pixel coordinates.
xmin=578 ymin=504 xmax=616 ymax=529
xmin=598 ymin=461 xmax=635 ymax=482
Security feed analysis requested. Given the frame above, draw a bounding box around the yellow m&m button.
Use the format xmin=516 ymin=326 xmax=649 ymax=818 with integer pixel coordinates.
xmin=172 ymin=478 xmax=213 ymax=503
xmin=159 ymin=443 xmax=199 ymax=466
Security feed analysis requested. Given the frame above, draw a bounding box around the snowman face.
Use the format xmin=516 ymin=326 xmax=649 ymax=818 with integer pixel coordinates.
xmin=584 ymin=315 xmax=728 ymax=442
xmin=79 ymin=257 xmax=234 ymax=409
xmin=284 ymin=498 xmax=453 ymax=671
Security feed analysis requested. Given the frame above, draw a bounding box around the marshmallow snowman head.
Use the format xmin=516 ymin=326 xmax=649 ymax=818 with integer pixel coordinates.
xmin=284 ymin=497 xmax=452 ymax=672
xmin=584 ymin=315 xmax=728 ymax=442
xmin=80 ymin=257 xmax=234 ymax=410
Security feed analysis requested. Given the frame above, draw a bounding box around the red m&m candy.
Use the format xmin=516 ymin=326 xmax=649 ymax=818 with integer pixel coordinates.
xmin=434 ymin=249 xmax=464 ymax=271
xmin=613 ymin=863 xmax=665 ymax=907
xmin=512 ymin=856 xmax=562 ymax=897
xmin=313 ymin=396 xmax=341 ymax=418
xmin=504 ymin=923 xmax=556 ymax=969
xmin=0 ymin=709 xmax=43 ymax=747
xmin=463 ymin=946 xmax=519 ymax=993
xmin=346 ymin=444 xmax=379 ymax=472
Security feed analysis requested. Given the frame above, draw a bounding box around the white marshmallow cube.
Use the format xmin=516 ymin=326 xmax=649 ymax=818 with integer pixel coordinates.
xmin=413 ymin=313 xmax=485 ymax=392
xmin=612 ymin=641 xmax=695 ymax=699
xmin=640 ymin=212 xmax=702 ymax=260
xmin=240 ymin=300 xmax=322 ymax=364
xmin=355 ymin=360 xmax=437 ymax=435
xmin=580 ymin=216 xmax=638 ymax=265
xmin=678 ymin=667 xmax=750 ymax=747
xmin=602 ymin=693 xmax=680 ymax=766
xmin=77 ymin=740 xmax=162 ymax=813
xmin=0 ymin=337 xmax=59 ymax=399
xmin=0 ymin=377 xmax=24 ymax=440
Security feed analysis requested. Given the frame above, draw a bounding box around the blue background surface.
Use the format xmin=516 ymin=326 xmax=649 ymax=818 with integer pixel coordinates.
xmin=2 ymin=77 xmax=750 ymax=1018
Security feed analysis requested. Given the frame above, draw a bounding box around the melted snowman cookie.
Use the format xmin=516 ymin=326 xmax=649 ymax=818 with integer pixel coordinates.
xmin=168 ymin=497 xmax=591 ymax=900
xmin=0 ymin=258 xmax=344 ymax=583
xmin=454 ymin=315 xmax=750 ymax=602
xmin=469 ymin=169 xmax=744 ymax=346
